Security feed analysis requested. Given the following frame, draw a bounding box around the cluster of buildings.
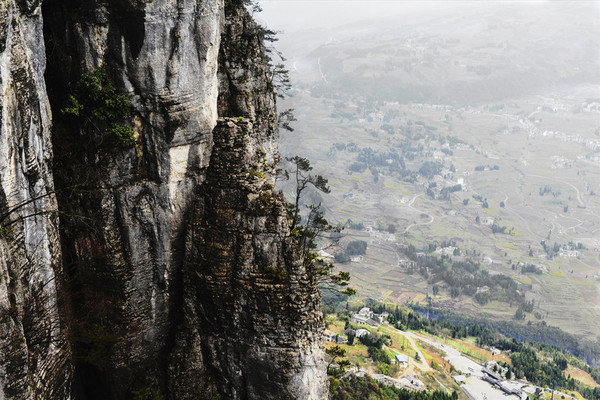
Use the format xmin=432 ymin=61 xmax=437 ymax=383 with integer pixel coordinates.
xmin=324 ymin=307 xmax=390 ymax=344
xmin=323 ymin=327 xmax=376 ymax=345
xmin=350 ymin=307 xmax=389 ymax=327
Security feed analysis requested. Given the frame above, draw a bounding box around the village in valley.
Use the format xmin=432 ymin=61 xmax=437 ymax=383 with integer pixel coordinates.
xmin=267 ymin=2 xmax=600 ymax=399
xmin=277 ymin=0 xmax=600 ymax=351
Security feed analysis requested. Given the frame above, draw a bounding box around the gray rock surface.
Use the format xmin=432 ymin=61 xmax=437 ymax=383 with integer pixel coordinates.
xmin=0 ymin=1 xmax=71 ymax=398
xmin=167 ymin=8 xmax=328 ymax=397
xmin=0 ymin=0 xmax=327 ymax=398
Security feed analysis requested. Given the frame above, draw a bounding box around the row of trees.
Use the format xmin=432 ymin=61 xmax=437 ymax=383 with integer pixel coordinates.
xmin=330 ymin=375 xmax=459 ymax=400
xmin=498 ymin=339 xmax=600 ymax=398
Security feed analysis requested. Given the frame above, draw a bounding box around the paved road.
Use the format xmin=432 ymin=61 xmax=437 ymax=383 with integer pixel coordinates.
xmin=408 ymin=332 xmax=519 ymax=400
xmin=406 ymin=333 xmax=483 ymax=377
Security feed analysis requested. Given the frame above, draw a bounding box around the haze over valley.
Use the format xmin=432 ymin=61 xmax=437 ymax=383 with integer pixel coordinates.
xmin=260 ymin=0 xmax=600 ymax=359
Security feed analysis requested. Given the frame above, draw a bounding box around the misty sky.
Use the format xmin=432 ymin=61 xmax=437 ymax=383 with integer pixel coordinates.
xmin=256 ymin=0 xmax=600 ymax=95
xmin=257 ymin=1 xmax=600 ymax=33
xmin=256 ymin=1 xmax=444 ymax=32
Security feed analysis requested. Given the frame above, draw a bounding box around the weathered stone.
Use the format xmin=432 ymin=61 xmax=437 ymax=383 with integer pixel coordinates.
xmin=0 ymin=1 xmax=71 ymax=398
xmin=168 ymin=114 xmax=327 ymax=399
xmin=0 ymin=0 xmax=327 ymax=398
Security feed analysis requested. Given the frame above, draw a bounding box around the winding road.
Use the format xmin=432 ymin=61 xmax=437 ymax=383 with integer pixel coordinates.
xmin=404 ymin=194 xmax=435 ymax=233
xmin=317 ymin=57 xmax=328 ymax=83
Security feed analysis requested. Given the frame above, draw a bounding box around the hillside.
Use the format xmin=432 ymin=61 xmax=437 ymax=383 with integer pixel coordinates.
xmin=269 ymin=1 xmax=600 ymax=364
xmin=325 ymin=304 xmax=600 ymax=400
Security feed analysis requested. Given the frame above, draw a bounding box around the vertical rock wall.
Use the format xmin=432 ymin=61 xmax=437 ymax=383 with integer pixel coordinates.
xmin=43 ymin=0 xmax=224 ymax=397
xmin=40 ymin=0 xmax=326 ymax=399
xmin=169 ymin=116 xmax=327 ymax=400
xmin=0 ymin=0 xmax=326 ymax=398
xmin=167 ymin=7 xmax=327 ymax=399
xmin=0 ymin=0 xmax=71 ymax=398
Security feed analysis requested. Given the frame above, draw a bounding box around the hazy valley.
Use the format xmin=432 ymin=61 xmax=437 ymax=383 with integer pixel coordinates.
xmin=264 ymin=1 xmax=600 ymax=361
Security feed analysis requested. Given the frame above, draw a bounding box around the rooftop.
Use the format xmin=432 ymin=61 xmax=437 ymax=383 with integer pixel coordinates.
xmin=395 ymin=354 xmax=408 ymax=363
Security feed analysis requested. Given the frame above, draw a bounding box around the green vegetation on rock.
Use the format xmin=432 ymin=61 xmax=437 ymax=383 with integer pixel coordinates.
xmin=62 ymin=68 xmax=135 ymax=147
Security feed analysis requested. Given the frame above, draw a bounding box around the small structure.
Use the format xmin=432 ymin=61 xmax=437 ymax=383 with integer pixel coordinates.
xmin=337 ymin=336 xmax=348 ymax=344
xmin=476 ymin=285 xmax=490 ymax=294
xmin=499 ymin=381 xmax=523 ymax=397
xmin=395 ymin=354 xmax=408 ymax=368
xmin=398 ymin=375 xmax=425 ymax=390
xmin=483 ymin=368 xmax=503 ymax=382
xmin=345 ymin=328 xmax=371 ymax=339
xmin=323 ymin=330 xmax=337 ymax=342
xmin=559 ymin=250 xmax=579 ymax=258
xmin=359 ymin=308 xmax=373 ymax=318
xmin=351 ymin=316 xmax=378 ymax=327
xmin=317 ymin=249 xmax=334 ymax=259
xmin=480 ymin=368 xmax=523 ymax=397
xmin=379 ymin=312 xmax=389 ymax=323
xmin=354 ymin=328 xmax=370 ymax=338
xmin=351 ymin=307 xmax=382 ymax=327
xmin=323 ymin=330 xmax=348 ymax=344
xmin=435 ymin=246 xmax=456 ymax=256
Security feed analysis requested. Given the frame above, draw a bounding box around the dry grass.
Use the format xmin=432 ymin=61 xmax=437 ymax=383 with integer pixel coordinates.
xmin=566 ymin=365 xmax=600 ymax=388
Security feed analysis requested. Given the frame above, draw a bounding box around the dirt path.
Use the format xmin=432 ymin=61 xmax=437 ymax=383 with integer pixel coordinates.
xmin=408 ymin=193 xmax=423 ymax=207
xmin=529 ymin=173 xmax=584 ymax=206
xmin=317 ymin=57 xmax=328 ymax=83
xmin=394 ymin=330 xmax=432 ymax=372
xmin=404 ymin=194 xmax=435 ymax=233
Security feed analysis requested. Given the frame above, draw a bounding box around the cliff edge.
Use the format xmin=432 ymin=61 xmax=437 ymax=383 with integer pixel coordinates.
xmin=0 ymin=0 xmax=327 ymax=398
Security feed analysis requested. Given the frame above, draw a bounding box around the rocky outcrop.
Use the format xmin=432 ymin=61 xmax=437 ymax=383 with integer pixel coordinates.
xmin=167 ymin=9 xmax=327 ymax=398
xmin=0 ymin=0 xmax=331 ymax=399
xmin=0 ymin=1 xmax=71 ymax=398
xmin=168 ymin=116 xmax=326 ymax=400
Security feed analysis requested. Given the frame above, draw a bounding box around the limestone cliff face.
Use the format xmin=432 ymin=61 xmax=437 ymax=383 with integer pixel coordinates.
xmin=43 ymin=0 xmax=223 ymax=396
xmin=0 ymin=0 xmax=326 ymax=399
xmin=0 ymin=1 xmax=71 ymax=398
xmin=167 ymin=7 xmax=327 ymax=399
